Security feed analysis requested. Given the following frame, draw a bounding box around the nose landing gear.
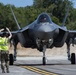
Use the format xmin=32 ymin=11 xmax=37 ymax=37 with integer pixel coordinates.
xmin=42 ymin=45 xmax=47 ymax=65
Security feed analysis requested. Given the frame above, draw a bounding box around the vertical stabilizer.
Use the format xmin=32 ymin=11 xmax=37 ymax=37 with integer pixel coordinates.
xmin=62 ymin=4 xmax=70 ymax=27
xmin=10 ymin=5 xmax=21 ymax=29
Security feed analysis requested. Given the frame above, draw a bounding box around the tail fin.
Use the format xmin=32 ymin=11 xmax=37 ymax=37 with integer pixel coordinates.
xmin=10 ymin=5 xmax=21 ymax=29
xmin=62 ymin=4 xmax=70 ymax=27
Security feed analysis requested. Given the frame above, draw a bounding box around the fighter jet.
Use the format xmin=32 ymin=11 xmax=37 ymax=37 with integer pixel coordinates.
xmin=8 ymin=5 xmax=76 ymax=65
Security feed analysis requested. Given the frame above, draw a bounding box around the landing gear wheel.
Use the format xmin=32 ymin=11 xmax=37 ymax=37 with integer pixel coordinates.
xmin=43 ymin=57 xmax=46 ymax=65
xmin=71 ymin=53 xmax=75 ymax=64
xmin=9 ymin=54 xmax=14 ymax=65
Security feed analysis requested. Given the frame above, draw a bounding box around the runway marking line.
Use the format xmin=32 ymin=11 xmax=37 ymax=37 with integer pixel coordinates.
xmin=22 ymin=66 xmax=58 ymax=75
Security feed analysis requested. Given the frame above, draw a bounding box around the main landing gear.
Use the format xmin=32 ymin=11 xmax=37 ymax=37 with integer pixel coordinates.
xmin=9 ymin=44 xmax=17 ymax=65
xmin=66 ymin=43 xmax=76 ymax=64
xmin=9 ymin=54 xmax=14 ymax=65
xmin=71 ymin=53 xmax=75 ymax=64
xmin=9 ymin=41 xmax=18 ymax=65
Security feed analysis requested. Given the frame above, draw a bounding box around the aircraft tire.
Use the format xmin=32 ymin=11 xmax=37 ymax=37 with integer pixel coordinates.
xmin=71 ymin=53 xmax=75 ymax=64
xmin=9 ymin=54 xmax=14 ymax=65
xmin=43 ymin=57 xmax=46 ymax=65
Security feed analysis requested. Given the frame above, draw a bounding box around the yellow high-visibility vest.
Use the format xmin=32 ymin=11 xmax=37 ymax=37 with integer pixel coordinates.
xmin=0 ymin=37 xmax=9 ymax=51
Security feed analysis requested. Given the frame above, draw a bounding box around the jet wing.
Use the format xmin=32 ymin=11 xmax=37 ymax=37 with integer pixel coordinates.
xmin=68 ymin=30 xmax=76 ymax=37
xmin=66 ymin=30 xmax=76 ymax=45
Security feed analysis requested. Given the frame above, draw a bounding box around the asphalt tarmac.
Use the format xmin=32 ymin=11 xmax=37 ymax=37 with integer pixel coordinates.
xmin=0 ymin=56 xmax=76 ymax=75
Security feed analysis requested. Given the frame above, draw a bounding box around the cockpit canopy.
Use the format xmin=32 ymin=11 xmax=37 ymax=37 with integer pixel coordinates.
xmin=37 ymin=13 xmax=52 ymax=23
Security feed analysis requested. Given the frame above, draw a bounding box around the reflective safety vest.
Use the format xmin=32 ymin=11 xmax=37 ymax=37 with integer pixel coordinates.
xmin=0 ymin=37 xmax=9 ymax=51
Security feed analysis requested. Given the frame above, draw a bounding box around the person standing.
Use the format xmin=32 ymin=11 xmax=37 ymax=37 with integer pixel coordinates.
xmin=0 ymin=27 xmax=12 ymax=73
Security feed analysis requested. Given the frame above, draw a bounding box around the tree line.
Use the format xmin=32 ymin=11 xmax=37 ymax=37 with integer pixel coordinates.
xmin=0 ymin=0 xmax=76 ymax=30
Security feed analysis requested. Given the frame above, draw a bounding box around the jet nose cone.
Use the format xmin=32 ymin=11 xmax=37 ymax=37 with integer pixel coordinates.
xmin=39 ymin=24 xmax=53 ymax=32
xmin=34 ymin=23 xmax=58 ymax=40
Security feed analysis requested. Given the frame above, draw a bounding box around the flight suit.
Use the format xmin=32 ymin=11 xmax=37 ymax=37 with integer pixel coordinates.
xmin=0 ymin=37 xmax=9 ymax=73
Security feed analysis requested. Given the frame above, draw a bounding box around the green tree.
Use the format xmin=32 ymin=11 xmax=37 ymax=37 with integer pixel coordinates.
xmin=0 ymin=0 xmax=75 ymax=30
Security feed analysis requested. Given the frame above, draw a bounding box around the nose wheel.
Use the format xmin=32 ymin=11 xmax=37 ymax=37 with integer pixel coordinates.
xmin=43 ymin=57 xmax=46 ymax=65
xmin=42 ymin=45 xmax=46 ymax=65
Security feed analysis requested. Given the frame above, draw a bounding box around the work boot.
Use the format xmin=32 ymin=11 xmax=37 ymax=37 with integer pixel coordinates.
xmin=6 ymin=69 xmax=9 ymax=73
xmin=2 ymin=70 xmax=5 ymax=73
xmin=7 ymin=70 xmax=9 ymax=73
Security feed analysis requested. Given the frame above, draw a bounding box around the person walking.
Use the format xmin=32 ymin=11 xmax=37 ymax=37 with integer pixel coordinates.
xmin=0 ymin=27 xmax=12 ymax=73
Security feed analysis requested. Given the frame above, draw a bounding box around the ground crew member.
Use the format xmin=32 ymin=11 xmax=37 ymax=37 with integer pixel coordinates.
xmin=0 ymin=27 xmax=12 ymax=73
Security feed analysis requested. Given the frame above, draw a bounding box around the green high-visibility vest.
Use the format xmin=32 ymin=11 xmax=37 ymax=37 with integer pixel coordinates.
xmin=0 ymin=37 xmax=9 ymax=51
